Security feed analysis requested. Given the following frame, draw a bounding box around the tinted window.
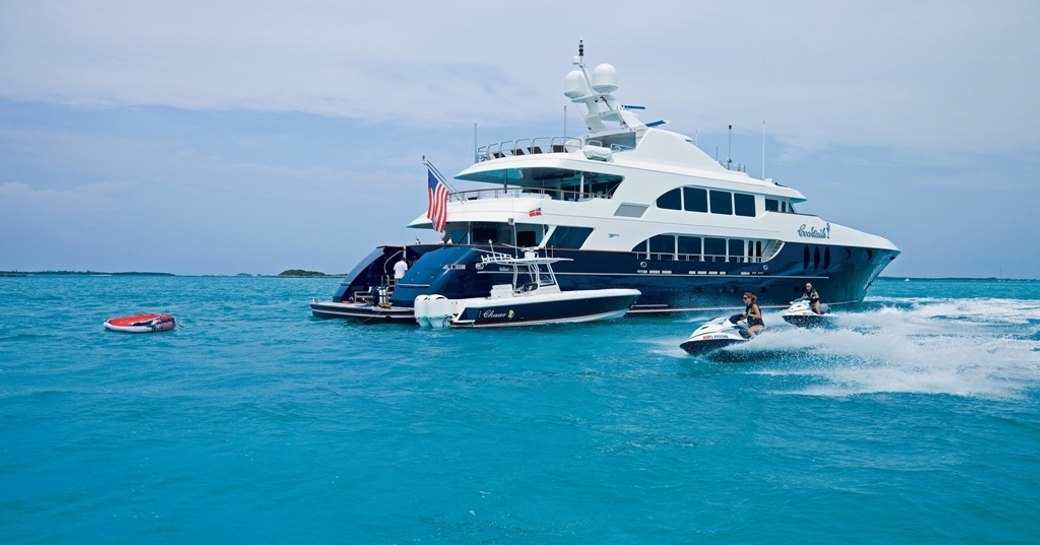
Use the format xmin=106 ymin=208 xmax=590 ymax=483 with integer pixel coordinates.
xmin=734 ymin=193 xmax=755 ymax=217
xmin=649 ymin=235 xmax=674 ymax=253
xmin=765 ymin=199 xmax=778 ymax=212
xmin=516 ymin=230 xmax=536 ymax=247
xmin=546 ymin=226 xmax=593 ymax=249
xmin=677 ymin=236 xmax=701 ymax=256
xmin=728 ymin=239 xmax=743 ymax=260
xmin=472 ymin=227 xmax=498 ymax=244
xmin=704 ymin=237 xmax=726 ymax=256
xmin=656 ymin=188 xmax=681 ymax=210
xmin=709 ymin=190 xmax=732 ymax=215
xmin=683 ymin=187 xmax=708 ymax=212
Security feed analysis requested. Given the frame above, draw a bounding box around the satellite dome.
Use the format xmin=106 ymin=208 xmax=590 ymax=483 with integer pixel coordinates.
xmin=590 ymin=63 xmax=618 ymax=94
xmin=564 ymin=69 xmax=587 ymax=99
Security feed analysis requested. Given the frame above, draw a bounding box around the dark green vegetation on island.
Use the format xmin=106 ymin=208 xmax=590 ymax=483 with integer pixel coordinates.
xmin=277 ymin=269 xmax=341 ymax=278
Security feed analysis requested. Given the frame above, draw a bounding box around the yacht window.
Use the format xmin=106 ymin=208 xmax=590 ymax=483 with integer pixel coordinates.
xmin=709 ymin=190 xmax=732 ymax=215
xmin=704 ymin=237 xmax=726 ymax=260
xmin=677 ymin=236 xmax=702 ymax=260
xmin=585 ymin=172 xmax=624 ymax=198
xmin=649 ymin=235 xmax=675 ymax=260
xmin=656 ymin=188 xmax=681 ymax=210
xmin=734 ymin=193 xmax=755 ymax=217
xmin=683 ymin=187 xmax=708 ymax=212
xmin=765 ymin=199 xmax=779 ymax=212
xmin=546 ymin=226 xmax=593 ymax=249
xmin=728 ymin=239 xmax=744 ymax=262
xmin=516 ymin=230 xmax=537 ymax=247
xmin=472 ymin=226 xmax=499 ymax=245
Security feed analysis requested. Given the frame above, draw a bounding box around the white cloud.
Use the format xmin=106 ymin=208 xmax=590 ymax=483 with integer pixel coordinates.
xmin=1 ymin=1 xmax=1036 ymax=160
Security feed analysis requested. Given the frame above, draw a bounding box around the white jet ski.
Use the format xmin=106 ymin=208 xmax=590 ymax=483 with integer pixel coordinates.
xmin=679 ymin=314 xmax=754 ymax=355
xmin=781 ymin=299 xmax=833 ymax=328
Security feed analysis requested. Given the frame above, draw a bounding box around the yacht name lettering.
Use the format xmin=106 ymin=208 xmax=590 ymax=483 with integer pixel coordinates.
xmin=797 ymin=223 xmax=831 ymax=239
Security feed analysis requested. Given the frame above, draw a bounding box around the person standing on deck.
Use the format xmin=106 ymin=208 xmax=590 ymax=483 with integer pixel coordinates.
xmin=393 ymin=256 xmax=409 ymax=282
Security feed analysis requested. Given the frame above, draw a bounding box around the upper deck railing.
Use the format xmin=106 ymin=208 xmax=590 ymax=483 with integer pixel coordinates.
xmin=475 ymin=136 xmax=637 ymax=162
xmin=449 ymin=185 xmax=608 ymax=203
xmin=477 ymin=136 xmax=582 ymax=162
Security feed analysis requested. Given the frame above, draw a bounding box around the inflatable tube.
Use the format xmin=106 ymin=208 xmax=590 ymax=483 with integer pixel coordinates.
xmin=104 ymin=313 xmax=176 ymax=333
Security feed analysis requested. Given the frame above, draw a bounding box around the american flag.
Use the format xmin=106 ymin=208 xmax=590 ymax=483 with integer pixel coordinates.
xmin=426 ymin=169 xmax=449 ymax=232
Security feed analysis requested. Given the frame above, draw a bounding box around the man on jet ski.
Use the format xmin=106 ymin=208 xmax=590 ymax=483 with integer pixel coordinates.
xmin=802 ymin=283 xmax=822 ymax=315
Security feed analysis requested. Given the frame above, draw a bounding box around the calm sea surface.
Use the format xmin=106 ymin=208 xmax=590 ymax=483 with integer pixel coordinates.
xmin=1 ymin=276 xmax=1038 ymax=544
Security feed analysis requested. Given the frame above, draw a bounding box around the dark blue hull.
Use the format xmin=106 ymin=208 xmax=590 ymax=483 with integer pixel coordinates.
xmin=323 ymin=241 xmax=897 ymax=317
xmin=454 ymin=292 xmax=639 ymax=327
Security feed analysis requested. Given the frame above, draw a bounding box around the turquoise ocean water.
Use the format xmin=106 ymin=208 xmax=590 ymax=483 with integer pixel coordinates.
xmin=2 ymin=276 xmax=1039 ymax=544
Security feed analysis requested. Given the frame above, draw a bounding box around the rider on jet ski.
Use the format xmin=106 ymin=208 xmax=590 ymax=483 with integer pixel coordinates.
xmin=802 ymin=283 xmax=822 ymax=315
xmin=735 ymin=292 xmax=765 ymax=337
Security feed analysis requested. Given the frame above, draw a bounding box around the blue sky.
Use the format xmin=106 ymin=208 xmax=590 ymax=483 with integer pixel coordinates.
xmin=1 ymin=1 xmax=1037 ymax=278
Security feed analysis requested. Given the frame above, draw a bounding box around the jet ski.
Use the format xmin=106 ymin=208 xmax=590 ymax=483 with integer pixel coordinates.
xmin=680 ymin=314 xmax=753 ymax=355
xmin=781 ymin=299 xmax=833 ymax=328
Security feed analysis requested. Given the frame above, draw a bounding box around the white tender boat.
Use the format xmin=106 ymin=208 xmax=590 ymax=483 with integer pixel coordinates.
xmin=413 ymin=251 xmax=640 ymax=328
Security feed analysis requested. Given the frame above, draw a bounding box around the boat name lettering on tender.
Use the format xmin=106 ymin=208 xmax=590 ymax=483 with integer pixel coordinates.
xmin=797 ymin=223 xmax=831 ymax=239
xmin=481 ymin=309 xmax=509 ymax=319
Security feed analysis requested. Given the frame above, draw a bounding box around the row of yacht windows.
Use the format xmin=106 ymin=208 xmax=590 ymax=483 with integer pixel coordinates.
xmin=444 ymin=224 xmax=592 ymax=249
xmin=445 ymin=222 xmax=781 ymax=263
xmin=633 ymin=234 xmax=766 ymax=263
xmin=656 ymin=186 xmax=796 ymax=216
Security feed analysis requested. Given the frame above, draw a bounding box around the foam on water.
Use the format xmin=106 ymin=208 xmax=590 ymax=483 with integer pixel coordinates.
xmin=726 ymin=296 xmax=1040 ymax=399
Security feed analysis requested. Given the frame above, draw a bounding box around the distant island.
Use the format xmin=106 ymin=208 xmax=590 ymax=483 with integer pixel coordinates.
xmin=277 ymin=269 xmax=342 ymax=278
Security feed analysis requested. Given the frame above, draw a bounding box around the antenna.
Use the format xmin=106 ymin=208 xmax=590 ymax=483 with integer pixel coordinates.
xmin=473 ymin=123 xmax=478 ymax=164
xmin=727 ymin=124 xmax=732 ymax=169
xmin=761 ymin=120 xmax=766 ymax=179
